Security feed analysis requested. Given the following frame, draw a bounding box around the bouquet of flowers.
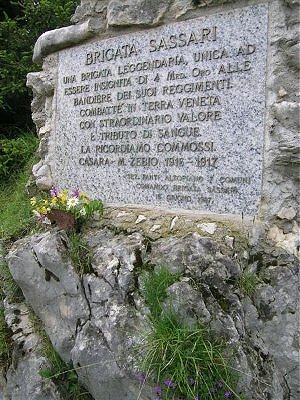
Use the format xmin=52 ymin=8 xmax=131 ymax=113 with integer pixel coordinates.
xmin=30 ymin=187 xmax=103 ymax=230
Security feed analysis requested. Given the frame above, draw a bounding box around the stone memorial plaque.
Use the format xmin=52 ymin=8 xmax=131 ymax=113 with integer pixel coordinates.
xmin=53 ymin=4 xmax=268 ymax=215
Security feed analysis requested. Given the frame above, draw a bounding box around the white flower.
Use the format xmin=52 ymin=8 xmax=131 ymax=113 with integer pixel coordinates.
xmin=33 ymin=210 xmax=41 ymax=218
xmin=43 ymin=217 xmax=52 ymax=225
xmin=67 ymin=197 xmax=79 ymax=208
xmin=79 ymin=207 xmax=87 ymax=216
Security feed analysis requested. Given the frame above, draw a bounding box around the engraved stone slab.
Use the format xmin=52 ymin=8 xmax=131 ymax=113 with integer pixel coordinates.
xmin=52 ymin=4 xmax=268 ymax=215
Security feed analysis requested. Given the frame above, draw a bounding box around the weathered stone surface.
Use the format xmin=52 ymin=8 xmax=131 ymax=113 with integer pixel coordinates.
xmin=107 ymin=0 xmax=170 ymax=26
xmin=169 ymin=0 xmax=195 ymax=18
xmin=52 ymin=4 xmax=268 ymax=216
xmin=4 ymin=225 xmax=300 ymax=399
xmin=273 ymin=101 xmax=300 ymax=130
xmin=277 ymin=206 xmax=297 ymax=220
xmin=287 ymin=42 xmax=300 ymax=69
xmin=71 ymin=0 xmax=107 ymax=23
xmin=32 ymin=160 xmax=53 ymax=190
xmin=26 ymin=72 xmax=54 ymax=97
xmin=33 ymin=19 xmax=103 ymax=65
xmin=1 ymin=302 xmax=62 ymax=400
xmin=7 ymin=231 xmax=90 ymax=362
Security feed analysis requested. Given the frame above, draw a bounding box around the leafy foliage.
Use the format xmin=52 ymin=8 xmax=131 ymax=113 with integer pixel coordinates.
xmin=0 ymin=0 xmax=79 ymax=133
xmin=0 ymin=131 xmax=37 ymax=179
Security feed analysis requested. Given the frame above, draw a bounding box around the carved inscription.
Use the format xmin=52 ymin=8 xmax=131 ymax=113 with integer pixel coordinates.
xmin=54 ymin=4 xmax=268 ymax=214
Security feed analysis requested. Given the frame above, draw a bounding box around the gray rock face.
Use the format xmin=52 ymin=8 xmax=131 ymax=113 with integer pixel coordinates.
xmin=1 ymin=302 xmax=62 ymax=400
xmin=7 ymin=231 xmax=90 ymax=362
xmin=107 ymin=0 xmax=170 ymax=26
xmin=6 ymin=230 xmax=152 ymax=400
xmin=5 ymin=227 xmax=300 ymax=400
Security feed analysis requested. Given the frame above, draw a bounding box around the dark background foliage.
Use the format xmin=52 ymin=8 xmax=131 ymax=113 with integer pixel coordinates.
xmin=0 ymin=0 xmax=79 ymax=138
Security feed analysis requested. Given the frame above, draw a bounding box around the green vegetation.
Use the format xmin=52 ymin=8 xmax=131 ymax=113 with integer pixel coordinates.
xmin=237 ymin=273 xmax=262 ymax=297
xmin=0 ymin=304 xmax=12 ymax=369
xmin=0 ymin=131 xmax=38 ymax=180
xmin=141 ymin=267 xmax=181 ymax=320
xmin=40 ymin=349 xmax=92 ymax=400
xmin=139 ymin=267 xmax=241 ymax=400
xmin=67 ymin=232 xmax=94 ymax=275
xmin=0 ymin=259 xmax=24 ymax=303
xmin=0 ymin=0 xmax=79 ymax=133
xmin=0 ymin=153 xmax=37 ymax=242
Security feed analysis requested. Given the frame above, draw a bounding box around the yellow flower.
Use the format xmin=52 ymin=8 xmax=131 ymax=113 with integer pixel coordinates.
xmin=51 ymin=197 xmax=58 ymax=205
xmin=40 ymin=207 xmax=48 ymax=215
xmin=43 ymin=200 xmax=49 ymax=206
xmin=59 ymin=194 xmax=68 ymax=204
xmin=30 ymin=197 xmax=37 ymax=206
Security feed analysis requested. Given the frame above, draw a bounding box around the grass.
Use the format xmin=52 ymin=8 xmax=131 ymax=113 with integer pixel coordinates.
xmin=67 ymin=232 xmax=94 ymax=275
xmin=0 ymin=304 xmax=12 ymax=370
xmin=0 ymin=259 xmax=24 ymax=303
xmin=139 ymin=267 xmax=241 ymax=400
xmin=141 ymin=266 xmax=181 ymax=320
xmin=0 ymin=155 xmax=38 ymax=242
xmin=237 ymin=273 xmax=263 ymax=297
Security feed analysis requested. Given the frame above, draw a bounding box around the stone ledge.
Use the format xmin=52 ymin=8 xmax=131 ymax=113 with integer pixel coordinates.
xmin=33 ymin=18 xmax=104 ymax=65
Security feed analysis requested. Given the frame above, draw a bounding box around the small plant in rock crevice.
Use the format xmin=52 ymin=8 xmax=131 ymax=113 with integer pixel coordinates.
xmin=0 ymin=259 xmax=24 ymax=303
xmin=67 ymin=232 xmax=94 ymax=276
xmin=138 ymin=267 xmax=242 ymax=400
xmin=237 ymin=273 xmax=263 ymax=297
xmin=141 ymin=266 xmax=181 ymax=320
xmin=0 ymin=304 xmax=12 ymax=370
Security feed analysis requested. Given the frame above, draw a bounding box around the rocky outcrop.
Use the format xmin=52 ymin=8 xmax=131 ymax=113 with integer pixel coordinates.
xmin=0 ymin=300 xmax=62 ymax=400
xmin=3 ymin=226 xmax=299 ymax=400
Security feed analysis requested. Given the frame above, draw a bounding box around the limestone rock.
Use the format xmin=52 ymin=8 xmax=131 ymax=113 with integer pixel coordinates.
xmin=287 ymin=42 xmax=300 ymax=69
xmin=273 ymin=101 xmax=300 ymax=130
xmin=5 ymin=357 xmax=62 ymax=400
xmin=7 ymin=232 xmax=90 ymax=362
xmin=197 ymin=222 xmax=217 ymax=235
xmin=32 ymin=161 xmax=53 ymax=190
xmin=2 ymin=302 xmax=62 ymax=400
xmin=277 ymin=206 xmax=297 ymax=220
xmin=169 ymin=0 xmax=195 ymax=18
xmin=71 ymin=0 xmax=107 ymax=23
xmin=107 ymin=0 xmax=170 ymax=26
xmin=135 ymin=214 xmax=147 ymax=224
xmin=26 ymin=72 xmax=54 ymax=96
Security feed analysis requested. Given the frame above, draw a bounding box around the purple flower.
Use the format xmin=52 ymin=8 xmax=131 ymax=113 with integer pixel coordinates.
xmin=210 ymin=388 xmax=216 ymax=394
xmin=72 ymin=189 xmax=80 ymax=198
xmin=217 ymin=381 xmax=224 ymax=389
xmin=137 ymin=373 xmax=145 ymax=383
xmin=189 ymin=378 xmax=196 ymax=386
xmin=50 ymin=186 xmax=59 ymax=197
xmin=154 ymin=385 xmax=162 ymax=395
xmin=224 ymin=391 xmax=232 ymax=398
xmin=164 ymin=377 xmax=176 ymax=388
